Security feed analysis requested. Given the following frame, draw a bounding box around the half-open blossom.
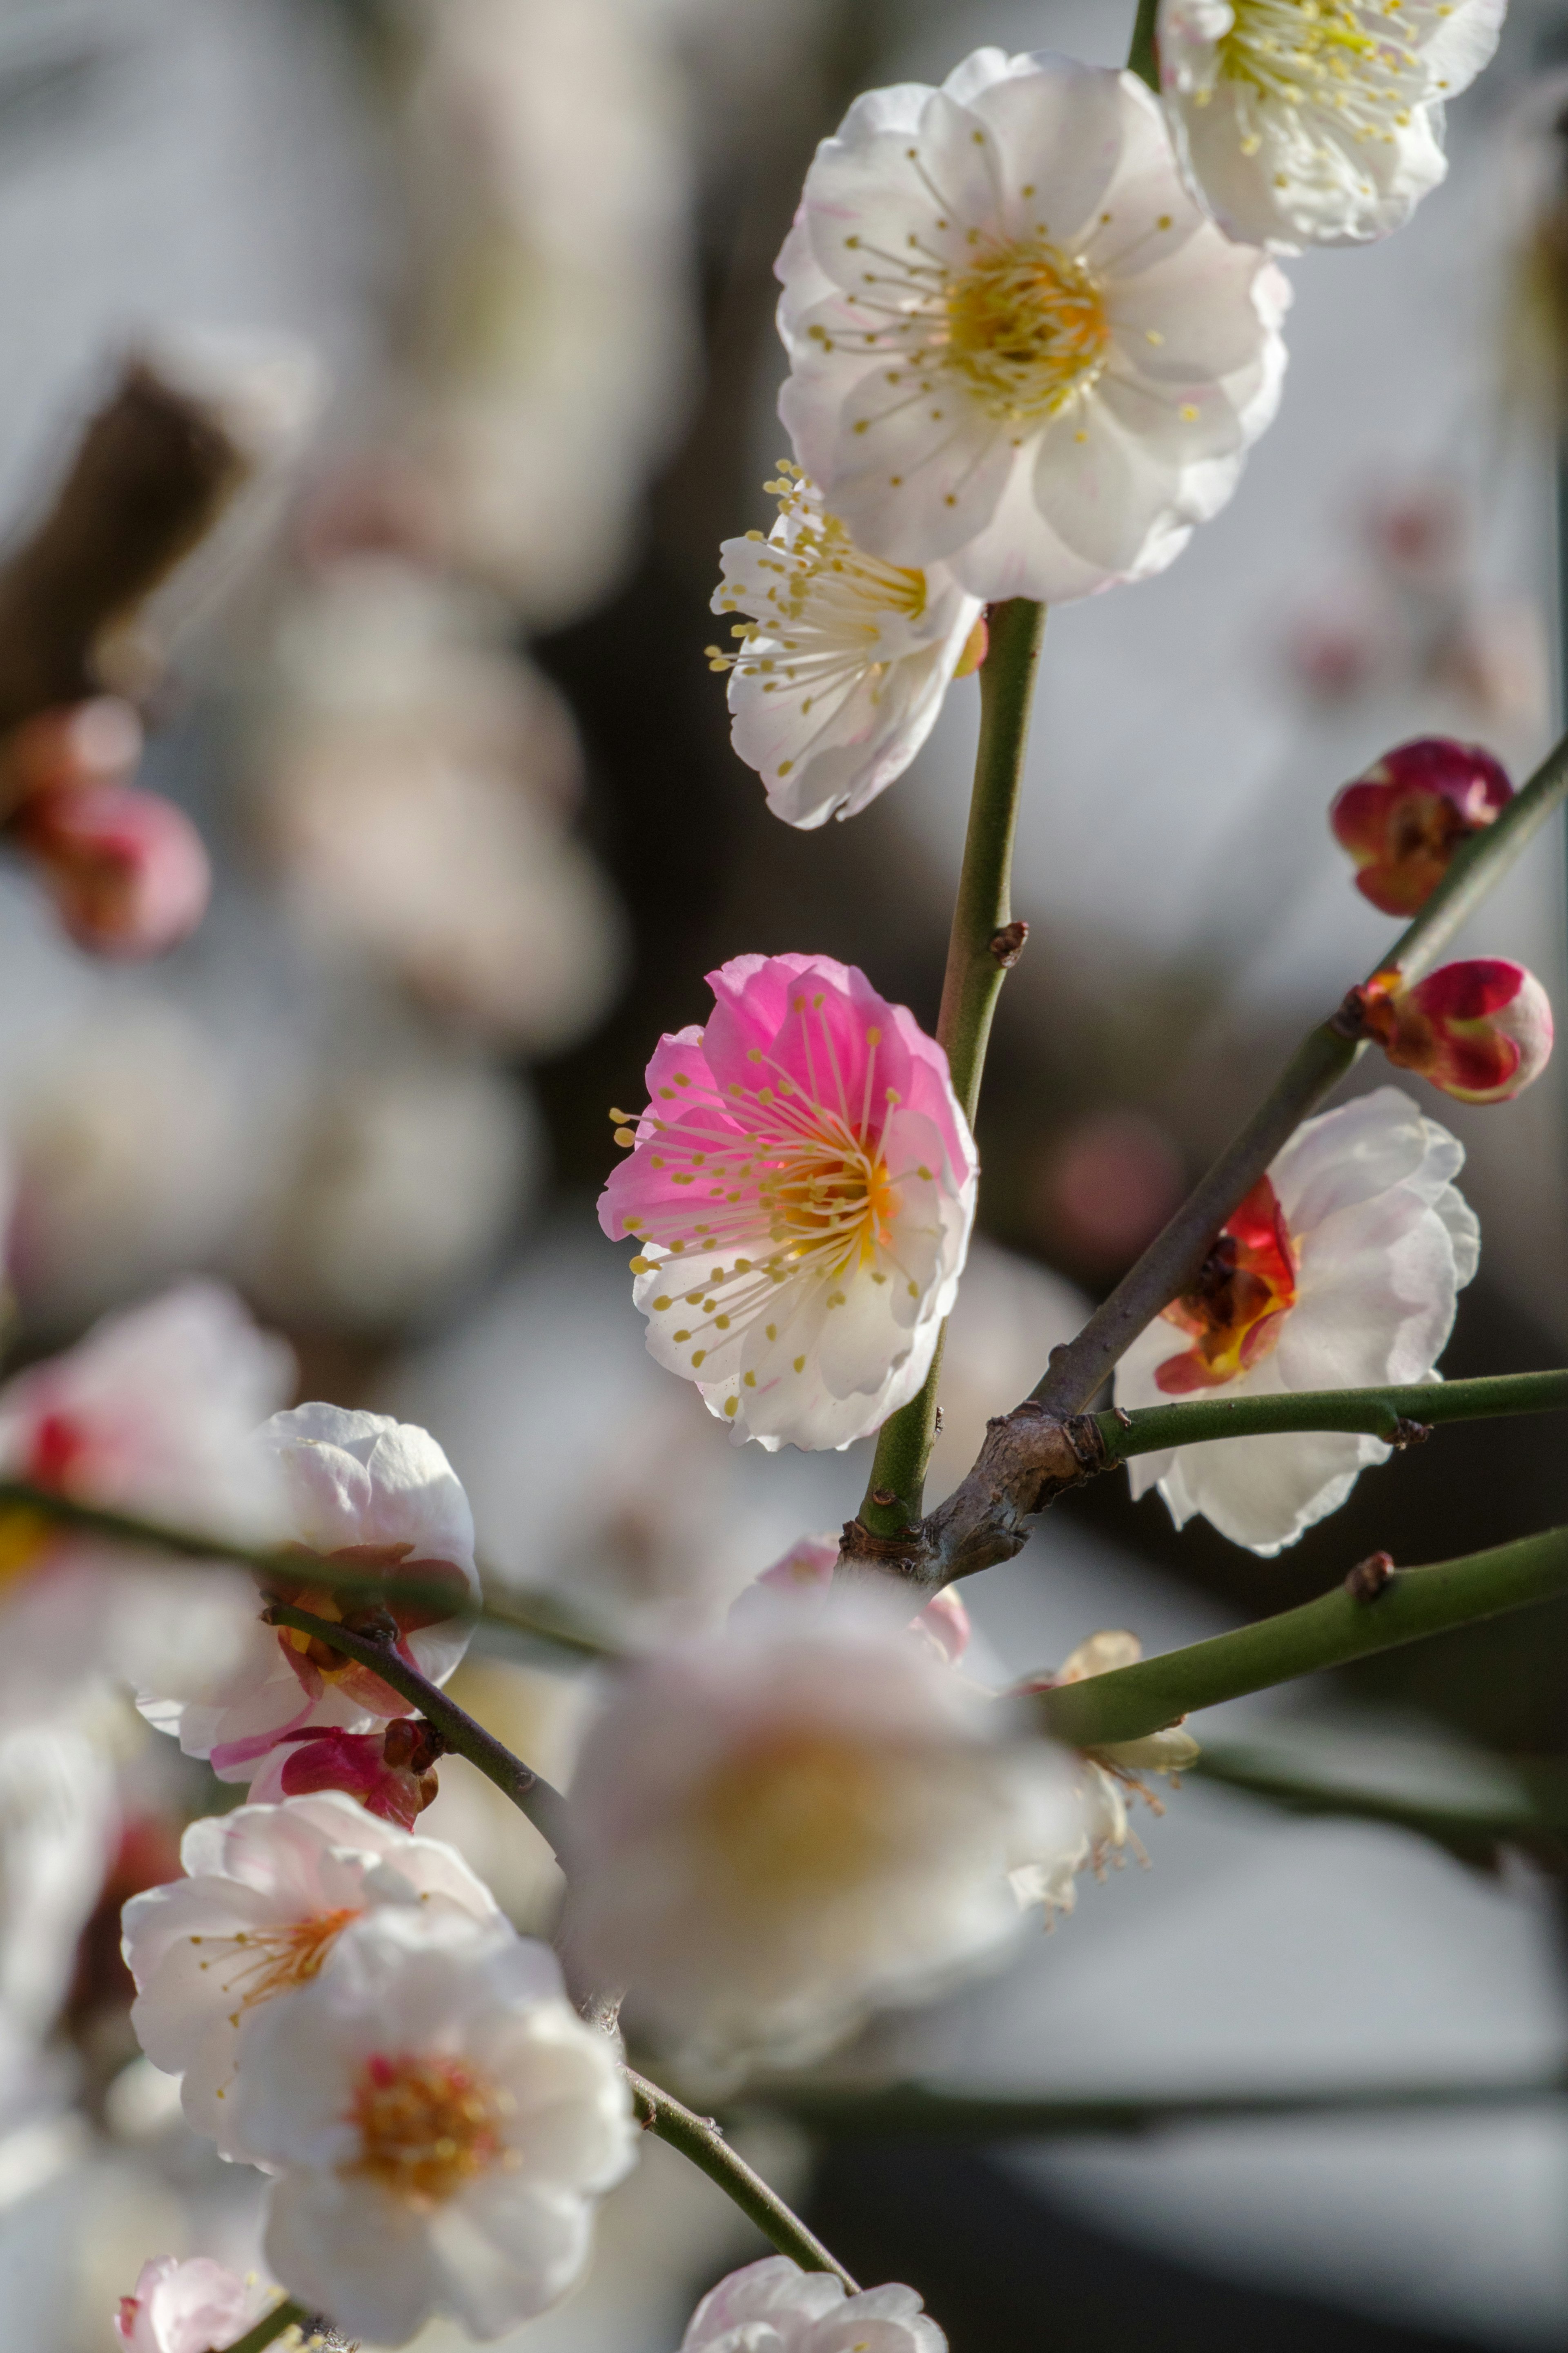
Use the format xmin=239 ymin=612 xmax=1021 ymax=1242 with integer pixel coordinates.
xmin=682 ymin=2256 xmax=947 ymax=2353
xmin=123 ymin=1791 xmax=500 ymax=2157
xmin=599 ymin=953 xmax=976 ymax=1451
xmin=115 ymin=2256 xmax=273 ymax=2353
xmin=1330 ymin=738 xmax=1512 ymax=916
xmin=16 ymin=784 xmax=212 ymax=959
xmin=1114 ymin=1089 xmax=1479 ymax=1552
xmin=1158 ymin=0 xmax=1506 ymax=250
xmin=1358 ymin=961 xmax=1554 ymax=1104
xmin=776 ymin=49 xmax=1288 ymax=602
xmin=141 ymin=1404 xmax=481 ymax=1780
xmin=247 ymin=1720 xmax=445 ymax=1828
xmin=708 ymin=464 xmax=984 ymax=828
xmin=731 ymin=1529 xmax=973 ymax=1663
xmin=564 ymin=1599 xmax=1077 ymax=2074
xmin=233 ymin=1907 xmax=637 ymax=2346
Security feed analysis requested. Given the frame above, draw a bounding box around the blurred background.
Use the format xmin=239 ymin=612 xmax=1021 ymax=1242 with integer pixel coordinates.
xmin=3 ymin=0 xmax=1568 ymax=2344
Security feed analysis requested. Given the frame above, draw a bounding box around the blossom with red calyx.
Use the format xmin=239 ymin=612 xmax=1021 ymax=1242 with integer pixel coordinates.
xmin=1358 ymin=961 xmax=1555 ymax=1104
xmin=17 ymin=783 xmax=211 ymax=958
xmin=248 ymin=1719 xmax=445 ymax=1829
xmin=1330 ymin=738 xmax=1512 ymax=917
xmin=1152 ymin=1174 xmax=1296 ymax=1395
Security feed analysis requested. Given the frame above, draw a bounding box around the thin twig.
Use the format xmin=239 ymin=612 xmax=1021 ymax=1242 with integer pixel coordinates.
xmin=205 ymin=2301 xmax=312 ymax=2353
xmin=626 ymin=2069 xmax=858 ymax=2288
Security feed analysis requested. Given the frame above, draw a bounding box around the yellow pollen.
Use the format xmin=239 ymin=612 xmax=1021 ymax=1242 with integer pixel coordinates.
xmin=941 ymin=234 xmax=1109 ymax=423
xmin=350 ymin=2053 xmax=507 ymax=2206
xmin=691 ymin=1727 xmax=902 ymax=1910
xmin=196 ymin=1909 xmax=361 ymax=2010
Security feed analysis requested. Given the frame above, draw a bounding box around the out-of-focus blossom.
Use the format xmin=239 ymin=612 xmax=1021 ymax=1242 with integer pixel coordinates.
xmin=1114 ymin=1089 xmax=1478 ymax=1552
xmin=600 ymin=952 xmax=976 ymax=1451
xmin=247 ymin=1721 xmax=445 ymax=1829
xmin=1157 ymin=0 xmax=1505 ymax=252
xmin=123 ymin=1791 xmax=499 ymax=2157
xmin=115 ymin=2255 xmax=272 ymax=2353
xmin=681 ymin=2255 xmax=947 ymax=2353
xmin=262 ymin=559 xmax=625 ymax=1051
xmin=1330 ymin=738 xmax=1512 ymax=916
xmin=143 ymin=1405 xmax=479 ymax=1781
xmin=15 ymin=784 xmax=211 ymax=959
xmin=777 ymin=49 xmax=1288 ymax=602
xmin=234 ymin=1907 xmax=637 ymax=2346
xmin=0 ymin=1714 xmax=118 ymax=2040
xmin=708 ymin=464 xmax=984 ymax=828
xmin=731 ymin=1530 xmax=972 ymax=1664
xmin=565 ymin=1600 xmax=1077 ymax=2073
xmin=919 ymin=1233 xmax=1091 ymax=1504
xmin=1358 ymin=961 xmax=1554 ymax=1104
xmin=1034 ymin=1108 xmax=1186 ymax=1274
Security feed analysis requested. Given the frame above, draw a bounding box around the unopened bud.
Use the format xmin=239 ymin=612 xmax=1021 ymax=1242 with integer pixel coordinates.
xmin=1330 ymin=738 xmax=1512 ymax=916
xmin=263 ymin=1722 xmax=441 ymax=1828
xmin=1359 ymin=959 xmax=1554 ymax=1104
xmin=15 ymin=783 xmax=210 ymax=958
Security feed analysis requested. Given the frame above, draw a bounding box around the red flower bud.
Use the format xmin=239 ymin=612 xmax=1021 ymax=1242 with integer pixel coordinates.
xmin=255 ymin=1722 xmax=443 ymax=1829
xmin=15 ymin=783 xmax=211 ymax=958
xmin=1330 ymin=738 xmax=1512 ymax=917
xmin=1360 ymin=960 xmax=1554 ymax=1104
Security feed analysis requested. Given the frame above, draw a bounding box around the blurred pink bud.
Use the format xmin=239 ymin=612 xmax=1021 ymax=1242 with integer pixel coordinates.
xmin=253 ymin=1720 xmax=442 ymax=1830
xmin=17 ymin=784 xmax=210 ymax=957
xmin=1359 ymin=960 xmax=1554 ymax=1104
xmin=1330 ymin=738 xmax=1511 ymax=917
xmin=737 ymin=1531 xmax=971 ymax=1663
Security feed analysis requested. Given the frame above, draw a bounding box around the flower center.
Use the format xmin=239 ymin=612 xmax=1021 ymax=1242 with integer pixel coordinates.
xmin=1212 ymin=0 xmax=1421 ymax=132
xmin=693 ymin=1727 xmax=902 ymax=1908
xmin=191 ymin=1908 xmax=362 ymax=2011
xmin=350 ymin=2053 xmax=508 ymax=2205
xmin=1155 ymin=1175 xmax=1297 ymax=1393
xmin=940 ymin=236 xmax=1109 ymax=423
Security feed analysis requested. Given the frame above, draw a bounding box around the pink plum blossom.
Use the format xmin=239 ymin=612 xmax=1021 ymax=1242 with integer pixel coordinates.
xmin=732 ymin=1529 xmax=972 ymax=1662
xmin=247 ymin=1719 xmax=445 ymax=1827
xmin=1329 ymin=738 xmax=1511 ymax=916
xmin=17 ymin=784 xmax=212 ymax=959
xmin=115 ymin=2256 xmax=272 ymax=2353
xmin=681 ymin=2255 xmax=947 ymax=2353
xmin=599 ymin=953 xmax=976 ymax=1450
xmin=1358 ymin=960 xmax=1554 ymax=1104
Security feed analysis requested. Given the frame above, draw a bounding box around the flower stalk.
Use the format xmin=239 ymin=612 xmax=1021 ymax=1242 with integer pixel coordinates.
xmin=207 ymin=2302 xmax=312 ymax=2353
xmin=1094 ymin=1367 xmax=1568 ymax=1459
xmin=627 ymin=2070 xmax=858 ymax=2289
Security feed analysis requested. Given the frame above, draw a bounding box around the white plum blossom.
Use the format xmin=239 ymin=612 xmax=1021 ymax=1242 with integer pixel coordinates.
xmin=232 ymin=1907 xmax=637 ymax=2347
xmin=564 ymin=1597 xmax=1078 ymax=2074
xmin=122 ymin=1791 xmax=501 ymax=2157
xmin=1157 ymin=0 xmax=1506 ymax=251
xmin=730 ymin=1528 xmax=973 ymax=1663
xmin=708 ymin=464 xmax=984 ymax=828
xmin=115 ymin=2256 xmax=273 ymax=2353
xmin=776 ymin=49 xmax=1289 ymax=603
xmin=681 ymin=2256 xmax=947 ymax=2353
xmin=140 ymin=1405 xmax=480 ymax=1782
xmin=1114 ymin=1088 xmax=1479 ymax=1552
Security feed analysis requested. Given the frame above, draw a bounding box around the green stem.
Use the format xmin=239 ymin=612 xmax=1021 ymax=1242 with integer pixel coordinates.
xmin=1190 ymin=1737 xmax=1568 ymax=1845
xmin=1038 ymin=1526 xmax=1568 ymax=1749
xmin=627 ymin=2070 xmax=858 ymax=2288
xmin=266 ymin=1602 xmax=572 ymax=1860
xmin=207 ymin=2302 xmax=313 ymax=2353
xmin=1127 ymin=0 xmax=1161 ymax=88
xmin=1094 ymin=1368 xmax=1568 ymax=1459
xmin=858 ymin=597 xmax=1046 ymax=1537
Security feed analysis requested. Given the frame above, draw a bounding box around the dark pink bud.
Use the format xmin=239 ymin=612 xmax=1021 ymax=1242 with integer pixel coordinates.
xmin=1330 ymin=738 xmax=1512 ymax=917
xmin=16 ymin=784 xmax=210 ymax=958
xmin=256 ymin=1722 xmax=442 ymax=1829
xmin=1360 ymin=959 xmax=1554 ymax=1104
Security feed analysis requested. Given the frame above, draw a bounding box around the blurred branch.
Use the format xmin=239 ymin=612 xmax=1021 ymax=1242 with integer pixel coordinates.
xmin=206 ymin=2302 xmax=312 ymax=2353
xmin=1127 ymin=0 xmax=1162 ymax=88
xmin=1190 ymin=1736 xmax=1568 ymax=1860
xmin=627 ymin=2070 xmax=859 ymax=2288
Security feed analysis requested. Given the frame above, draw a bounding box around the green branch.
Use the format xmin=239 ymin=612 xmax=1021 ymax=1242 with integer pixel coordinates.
xmin=1190 ymin=1737 xmax=1568 ymax=1850
xmin=1127 ymin=0 xmax=1161 ymax=87
xmin=1038 ymin=1525 xmax=1568 ymax=1749
xmin=627 ymin=2070 xmax=858 ymax=2288
xmin=1094 ymin=1368 xmax=1568 ymax=1460
xmin=207 ymin=2301 xmax=312 ymax=2353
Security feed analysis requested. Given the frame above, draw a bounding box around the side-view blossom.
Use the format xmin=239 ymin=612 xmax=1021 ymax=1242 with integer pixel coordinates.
xmin=115 ymin=2256 xmax=273 ymax=2353
xmin=564 ymin=1599 xmax=1077 ymax=2074
xmin=122 ymin=1790 xmax=500 ymax=2156
xmin=247 ymin=1719 xmax=445 ymax=1828
xmin=15 ymin=781 xmax=212 ymax=959
xmin=1157 ymin=0 xmax=1506 ymax=250
xmin=708 ymin=463 xmax=985 ymax=828
xmin=681 ymin=2255 xmax=947 ymax=2353
xmin=233 ymin=1907 xmax=637 ymax=2346
xmin=777 ymin=48 xmax=1288 ymax=603
xmin=599 ymin=953 xmax=976 ymax=1451
xmin=731 ymin=1529 xmax=973 ymax=1663
xmin=1330 ymin=738 xmax=1512 ymax=915
xmin=140 ymin=1404 xmax=480 ymax=1780
xmin=1113 ymin=1088 xmax=1479 ymax=1552
xmin=1357 ymin=961 xmax=1554 ymax=1104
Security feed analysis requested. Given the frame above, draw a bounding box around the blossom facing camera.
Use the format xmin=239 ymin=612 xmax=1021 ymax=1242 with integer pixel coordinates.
xmin=115 ymin=2255 xmax=272 ymax=2353
xmin=232 ymin=1908 xmax=637 ymax=2346
xmin=1330 ymin=739 xmax=1512 ymax=916
xmin=681 ymin=2255 xmax=948 ymax=2353
xmin=776 ymin=49 xmax=1288 ymax=603
xmin=599 ymin=953 xmax=976 ymax=1451
xmin=16 ymin=785 xmax=212 ymax=958
xmin=1156 ymin=0 xmax=1506 ymax=250
xmin=1359 ymin=962 xmax=1555 ymax=1105
xmin=1114 ymin=1089 xmax=1479 ymax=1552
xmin=709 ymin=465 xmax=984 ymax=828
xmin=122 ymin=1790 xmax=501 ymax=2157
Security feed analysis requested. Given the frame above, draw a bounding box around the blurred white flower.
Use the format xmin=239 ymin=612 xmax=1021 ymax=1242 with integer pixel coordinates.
xmin=1114 ymin=1088 xmax=1479 ymax=1552
xmin=0 ymin=1715 xmax=117 ymax=2042
xmin=115 ymin=2254 xmax=272 ymax=2353
xmin=709 ymin=464 xmax=984 ymax=828
xmin=123 ymin=1791 xmax=500 ymax=2158
xmin=921 ymin=1235 xmax=1091 ymax=1504
xmin=1158 ymin=0 xmax=1505 ymax=250
xmin=680 ymin=2255 xmax=947 ymax=2353
xmin=142 ymin=1405 xmax=479 ymax=1781
xmin=731 ymin=1529 xmax=973 ymax=1665
xmin=777 ymin=49 xmax=1288 ymax=602
xmin=565 ymin=1599 xmax=1078 ymax=2074
xmin=234 ymin=1907 xmax=637 ymax=2346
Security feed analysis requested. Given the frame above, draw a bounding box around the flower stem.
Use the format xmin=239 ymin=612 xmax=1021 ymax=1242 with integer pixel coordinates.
xmin=1127 ymin=0 xmax=1161 ymax=88
xmin=207 ymin=2301 xmax=313 ymax=2353
xmin=627 ymin=2069 xmax=858 ymax=2289
xmin=1038 ymin=1524 xmax=1568 ymax=1749
xmin=1093 ymin=1367 xmax=1568 ymax=1459
xmin=264 ymin=1601 xmax=572 ymax=1861
xmin=856 ymin=597 xmax=1047 ymax=1538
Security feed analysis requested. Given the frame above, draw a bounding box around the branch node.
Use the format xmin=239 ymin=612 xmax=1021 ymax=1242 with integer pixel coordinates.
xmin=869 ymin=1486 xmax=898 ymax=1509
xmin=1329 ymin=984 xmax=1375 ymax=1040
xmin=1390 ymin=1417 xmax=1430 ymax=1450
xmin=1345 ymin=1550 xmax=1395 ymax=1603
xmin=988 ymin=918 xmax=1029 ymax=968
